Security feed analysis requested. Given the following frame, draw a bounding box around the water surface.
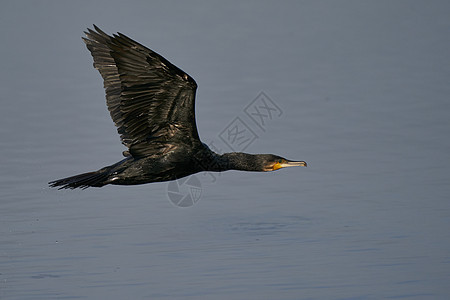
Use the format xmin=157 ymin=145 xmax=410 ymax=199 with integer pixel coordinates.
xmin=1 ymin=1 xmax=449 ymax=299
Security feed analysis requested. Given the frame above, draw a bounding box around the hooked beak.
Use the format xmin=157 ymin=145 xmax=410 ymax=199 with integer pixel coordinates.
xmin=273 ymin=160 xmax=307 ymax=170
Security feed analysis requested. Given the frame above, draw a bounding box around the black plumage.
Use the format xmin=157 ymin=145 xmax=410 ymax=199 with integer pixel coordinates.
xmin=49 ymin=26 xmax=306 ymax=189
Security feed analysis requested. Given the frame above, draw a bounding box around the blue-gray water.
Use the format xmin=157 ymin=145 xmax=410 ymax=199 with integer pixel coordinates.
xmin=1 ymin=1 xmax=450 ymax=299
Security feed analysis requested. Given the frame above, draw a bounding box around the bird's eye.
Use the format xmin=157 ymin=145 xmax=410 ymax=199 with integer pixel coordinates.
xmin=278 ymin=159 xmax=283 ymax=163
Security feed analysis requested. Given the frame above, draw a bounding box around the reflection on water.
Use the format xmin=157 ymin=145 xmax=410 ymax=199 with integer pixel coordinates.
xmin=230 ymin=216 xmax=312 ymax=236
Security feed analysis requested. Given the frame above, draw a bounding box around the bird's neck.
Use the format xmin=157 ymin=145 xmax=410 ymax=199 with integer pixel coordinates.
xmin=214 ymin=152 xmax=264 ymax=172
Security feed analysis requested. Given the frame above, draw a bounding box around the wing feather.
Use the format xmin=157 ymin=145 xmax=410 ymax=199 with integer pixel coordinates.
xmin=82 ymin=25 xmax=199 ymax=158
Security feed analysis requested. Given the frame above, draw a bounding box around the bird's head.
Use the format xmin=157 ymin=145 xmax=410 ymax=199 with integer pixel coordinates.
xmin=218 ymin=152 xmax=307 ymax=172
xmin=259 ymin=154 xmax=307 ymax=172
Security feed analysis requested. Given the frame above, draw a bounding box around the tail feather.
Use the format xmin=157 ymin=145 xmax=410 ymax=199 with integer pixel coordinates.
xmin=49 ymin=170 xmax=110 ymax=189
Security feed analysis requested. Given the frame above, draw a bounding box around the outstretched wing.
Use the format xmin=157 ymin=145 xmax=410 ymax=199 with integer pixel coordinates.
xmin=82 ymin=25 xmax=199 ymax=158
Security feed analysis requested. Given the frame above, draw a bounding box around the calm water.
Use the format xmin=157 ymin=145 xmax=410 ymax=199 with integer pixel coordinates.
xmin=1 ymin=1 xmax=450 ymax=299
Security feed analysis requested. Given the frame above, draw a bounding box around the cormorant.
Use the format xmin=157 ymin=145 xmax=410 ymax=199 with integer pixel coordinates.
xmin=49 ymin=26 xmax=307 ymax=189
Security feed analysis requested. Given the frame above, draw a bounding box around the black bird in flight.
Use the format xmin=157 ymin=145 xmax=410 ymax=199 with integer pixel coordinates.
xmin=49 ymin=26 xmax=306 ymax=189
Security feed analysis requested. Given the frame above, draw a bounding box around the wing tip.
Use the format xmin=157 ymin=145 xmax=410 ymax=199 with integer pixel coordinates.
xmin=83 ymin=24 xmax=111 ymax=43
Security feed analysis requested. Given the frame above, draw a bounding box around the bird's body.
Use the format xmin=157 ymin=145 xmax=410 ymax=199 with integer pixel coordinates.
xmin=107 ymin=143 xmax=215 ymax=185
xmin=49 ymin=26 xmax=306 ymax=190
